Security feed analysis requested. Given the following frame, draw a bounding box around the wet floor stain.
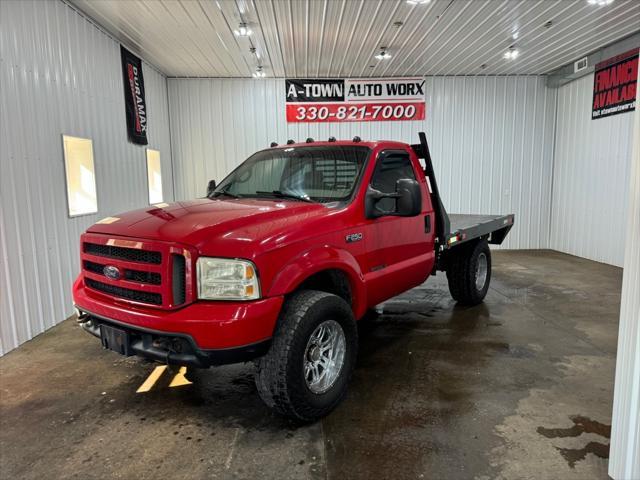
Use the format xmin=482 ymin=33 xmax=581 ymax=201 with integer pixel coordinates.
xmin=537 ymin=415 xmax=611 ymax=468
xmin=556 ymin=442 xmax=610 ymax=468
xmin=537 ymin=415 xmax=611 ymax=439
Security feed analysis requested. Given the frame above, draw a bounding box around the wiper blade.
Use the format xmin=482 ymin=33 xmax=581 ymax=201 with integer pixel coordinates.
xmin=210 ymin=189 xmax=240 ymax=199
xmin=255 ymin=190 xmax=314 ymax=202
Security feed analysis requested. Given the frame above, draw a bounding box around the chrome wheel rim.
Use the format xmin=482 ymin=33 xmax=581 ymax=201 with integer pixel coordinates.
xmin=475 ymin=252 xmax=488 ymax=291
xmin=303 ymin=320 xmax=346 ymax=394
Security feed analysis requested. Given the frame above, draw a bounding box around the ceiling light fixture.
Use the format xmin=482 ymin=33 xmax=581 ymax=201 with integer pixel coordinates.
xmin=503 ymin=46 xmax=519 ymax=60
xmin=587 ymin=0 xmax=614 ymax=5
xmin=375 ymin=48 xmax=391 ymax=60
xmin=406 ymin=0 xmax=431 ymax=4
xmin=253 ymin=66 xmax=266 ymax=78
xmin=234 ymin=22 xmax=252 ymax=37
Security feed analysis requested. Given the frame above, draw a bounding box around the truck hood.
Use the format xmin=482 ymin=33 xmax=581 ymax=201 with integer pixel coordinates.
xmin=87 ymin=198 xmax=329 ymax=255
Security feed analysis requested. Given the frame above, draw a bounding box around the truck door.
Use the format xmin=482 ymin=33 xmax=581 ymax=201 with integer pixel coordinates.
xmin=365 ymin=149 xmax=435 ymax=304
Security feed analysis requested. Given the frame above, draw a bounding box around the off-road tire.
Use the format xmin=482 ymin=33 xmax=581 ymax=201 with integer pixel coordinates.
xmin=446 ymin=239 xmax=492 ymax=306
xmin=255 ymin=290 xmax=357 ymax=422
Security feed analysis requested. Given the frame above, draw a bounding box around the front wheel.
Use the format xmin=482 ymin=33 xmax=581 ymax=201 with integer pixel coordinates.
xmin=255 ymin=290 xmax=358 ymax=422
xmin=446 ymin=239 xmax=492 ymax=306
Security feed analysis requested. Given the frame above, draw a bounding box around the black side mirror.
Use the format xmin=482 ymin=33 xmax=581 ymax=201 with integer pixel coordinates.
xmin=365 ymin=179 xmax=422 ymax=219
xmin=395 ymin=178 xmax=422 ymax=217
xmin=207 ymin=179 xmax=216 ymax=197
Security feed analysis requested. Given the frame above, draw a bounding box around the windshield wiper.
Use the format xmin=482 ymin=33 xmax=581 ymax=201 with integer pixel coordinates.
xmin=210 ymin=186 xmax=240 ymax=199
xmin=255 ymin=190 xmax=314 ymax=203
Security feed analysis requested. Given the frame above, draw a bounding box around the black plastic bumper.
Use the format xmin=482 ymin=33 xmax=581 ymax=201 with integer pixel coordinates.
xmin=78 ymin=310 xmax=271 ymax=368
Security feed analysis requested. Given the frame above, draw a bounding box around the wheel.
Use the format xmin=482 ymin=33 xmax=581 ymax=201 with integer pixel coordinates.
xmin=255 ymin=290 xmax=358 ymax=422
xmin=446 ymin=239 xmax=492 ymax=306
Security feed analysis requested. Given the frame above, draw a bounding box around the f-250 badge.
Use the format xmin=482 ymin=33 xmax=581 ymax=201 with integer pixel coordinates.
xmin=345 ymin=233 xmax=363 ymax=243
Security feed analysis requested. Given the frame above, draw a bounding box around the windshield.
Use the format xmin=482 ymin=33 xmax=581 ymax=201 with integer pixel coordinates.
xmin=212 ymin=146 xmax=370 ymax=203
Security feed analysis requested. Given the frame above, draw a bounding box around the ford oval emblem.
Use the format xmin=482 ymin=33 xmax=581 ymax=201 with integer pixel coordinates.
xmin=103 ymin=265 xmax=121 ymax=280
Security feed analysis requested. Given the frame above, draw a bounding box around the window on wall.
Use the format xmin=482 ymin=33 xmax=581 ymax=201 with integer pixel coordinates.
xmin=146 ymin=149 xmax=163 ymax=204
xmin=62 ymin=135 xmax=98 ymax=217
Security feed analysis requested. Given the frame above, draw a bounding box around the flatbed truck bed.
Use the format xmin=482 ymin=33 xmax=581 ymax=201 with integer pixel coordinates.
xmin=446 ymin=213 xmax=514 ymax=248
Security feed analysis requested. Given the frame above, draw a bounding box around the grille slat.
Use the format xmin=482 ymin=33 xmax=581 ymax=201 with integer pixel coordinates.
xmin=171 ymin=254 xmax=186 ymax=305
xmin=85 ymin=278 xmax=162 ymax=305
xmin=84 ymin=242 xmax=161 ymax=264
xmin=83 ymin=260 xmax=161 ymax=285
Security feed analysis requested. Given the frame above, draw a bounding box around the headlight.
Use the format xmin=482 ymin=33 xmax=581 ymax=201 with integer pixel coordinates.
xmin=196 ymin=257 xmax=260 ymax=300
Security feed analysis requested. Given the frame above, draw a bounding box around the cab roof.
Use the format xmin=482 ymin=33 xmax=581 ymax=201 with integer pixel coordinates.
xmin=268 ymin=139 xmax=412 ymax=150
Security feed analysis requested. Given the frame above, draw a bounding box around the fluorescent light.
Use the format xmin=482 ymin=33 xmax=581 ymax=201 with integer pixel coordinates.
xmin=588 ymin=0 xmax=613 ymax=5
xmin=234 ymin=23 xmax=252 ymax=36
xmin=375 ymin=49 xmax=391 ymax=60
xmin=253 ymin=66 xmax=265 ymax=78
xmin=406 ymin=0 xmax=431 ymax=4
xmin=503 ymin=48 xmax=519 ymax=60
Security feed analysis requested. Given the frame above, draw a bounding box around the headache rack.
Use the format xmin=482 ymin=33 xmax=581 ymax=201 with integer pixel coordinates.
xmin=411 ymin=132 xmax=514 ymax=266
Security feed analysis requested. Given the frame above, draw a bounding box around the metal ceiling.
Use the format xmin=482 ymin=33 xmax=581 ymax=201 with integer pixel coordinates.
xmin=69 ymin=0 xmax=640 ymax=78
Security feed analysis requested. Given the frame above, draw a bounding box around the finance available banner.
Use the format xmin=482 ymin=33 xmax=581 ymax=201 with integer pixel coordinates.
xmin=286 ymin=78 xmax=425 ymax=123
xmin=120 ymin=46 xmax=148 ymax=144
xmin=592 ymin=48 xmax=638 ymax=120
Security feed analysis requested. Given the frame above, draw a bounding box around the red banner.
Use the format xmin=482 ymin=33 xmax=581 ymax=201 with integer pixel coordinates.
xmin=286 ymin=102 xmax=425 ymax=123
xmin=592 ymin=48 xmax=638 ymax=120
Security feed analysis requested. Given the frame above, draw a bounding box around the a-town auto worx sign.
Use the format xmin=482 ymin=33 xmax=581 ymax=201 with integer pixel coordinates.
xmin=286 ymin=78 xmax=425 ymax=123
xmin=592 ymin=48 xmax=638 ymax=120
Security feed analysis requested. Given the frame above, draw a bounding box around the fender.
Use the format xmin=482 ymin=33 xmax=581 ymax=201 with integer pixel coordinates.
xmin=267 ymin=245 xmax=368 ymax=319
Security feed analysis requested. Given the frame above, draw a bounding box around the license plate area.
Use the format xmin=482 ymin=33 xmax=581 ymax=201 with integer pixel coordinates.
xmin=100 ymin=324 xmax=133 ymax=356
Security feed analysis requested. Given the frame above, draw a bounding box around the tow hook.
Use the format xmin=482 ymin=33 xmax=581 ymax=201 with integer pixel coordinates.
xmin=75 ymin=307 xmax=89 ymax=323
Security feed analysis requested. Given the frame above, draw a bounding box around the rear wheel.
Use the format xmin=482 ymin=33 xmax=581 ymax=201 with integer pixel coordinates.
xmin=255 ymin=290 xmax=357 ymax=422
xmin=446 ymin=239 xmax=492 ymax=306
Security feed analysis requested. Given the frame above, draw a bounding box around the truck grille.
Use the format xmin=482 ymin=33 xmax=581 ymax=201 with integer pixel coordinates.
xmin=81 ymin=234 xmax=193 ymax=309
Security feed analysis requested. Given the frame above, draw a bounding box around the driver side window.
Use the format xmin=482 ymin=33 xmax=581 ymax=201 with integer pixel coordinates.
xmin=370 ymin=152 xmax=417 ymax=212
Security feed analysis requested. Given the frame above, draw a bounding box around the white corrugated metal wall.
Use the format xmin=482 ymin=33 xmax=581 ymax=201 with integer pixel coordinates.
xmin=608 ymin=67 xmax=640 ymax=480
xmin=167 ymin=76 xmax=556 ymax=250
xmin=0 ymin=0 xmax=174 ymax=354
xmin=550 ymin=73 xmax=636 ymax=267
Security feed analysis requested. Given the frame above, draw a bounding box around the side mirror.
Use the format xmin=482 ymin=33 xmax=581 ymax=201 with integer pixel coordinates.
xmin=207 ymin=179 xmax=216 ymax=197
xmin=395 ymin=178 xmax=422 ymax=217
xmin=365 ymin=179 xmax=422 ymax=219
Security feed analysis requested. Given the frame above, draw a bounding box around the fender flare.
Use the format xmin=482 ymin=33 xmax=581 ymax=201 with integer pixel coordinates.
xmin=266 ymin=245 xmax=368 ymax=319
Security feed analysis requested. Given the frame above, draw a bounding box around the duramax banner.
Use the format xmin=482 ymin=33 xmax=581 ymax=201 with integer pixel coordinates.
xmin=285 ymin=78 xmax=425 ymax=123
xmin=120 ymin=46 xmax=148 ymax=144
xmin=592 ymin=48 xmax=638 ymax=120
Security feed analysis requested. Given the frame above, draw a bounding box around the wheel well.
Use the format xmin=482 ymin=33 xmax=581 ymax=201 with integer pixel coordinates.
xmin=296 ymin=269 xmax=352 ymax=307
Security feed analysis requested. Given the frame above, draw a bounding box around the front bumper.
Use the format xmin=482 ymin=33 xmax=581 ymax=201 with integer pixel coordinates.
xmin=78 ymin=311 xmax=271 ymax=367
xmin=73 ymin=276 xmax=283 ymax=357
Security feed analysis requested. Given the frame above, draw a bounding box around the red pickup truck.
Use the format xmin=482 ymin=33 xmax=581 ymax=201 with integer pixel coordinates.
xmin=73 ymin=132 xmax=513 ymax=421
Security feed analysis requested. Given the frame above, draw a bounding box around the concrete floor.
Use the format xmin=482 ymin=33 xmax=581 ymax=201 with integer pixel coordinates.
xmin=0 ymin=250 xmax=621 ymax=480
